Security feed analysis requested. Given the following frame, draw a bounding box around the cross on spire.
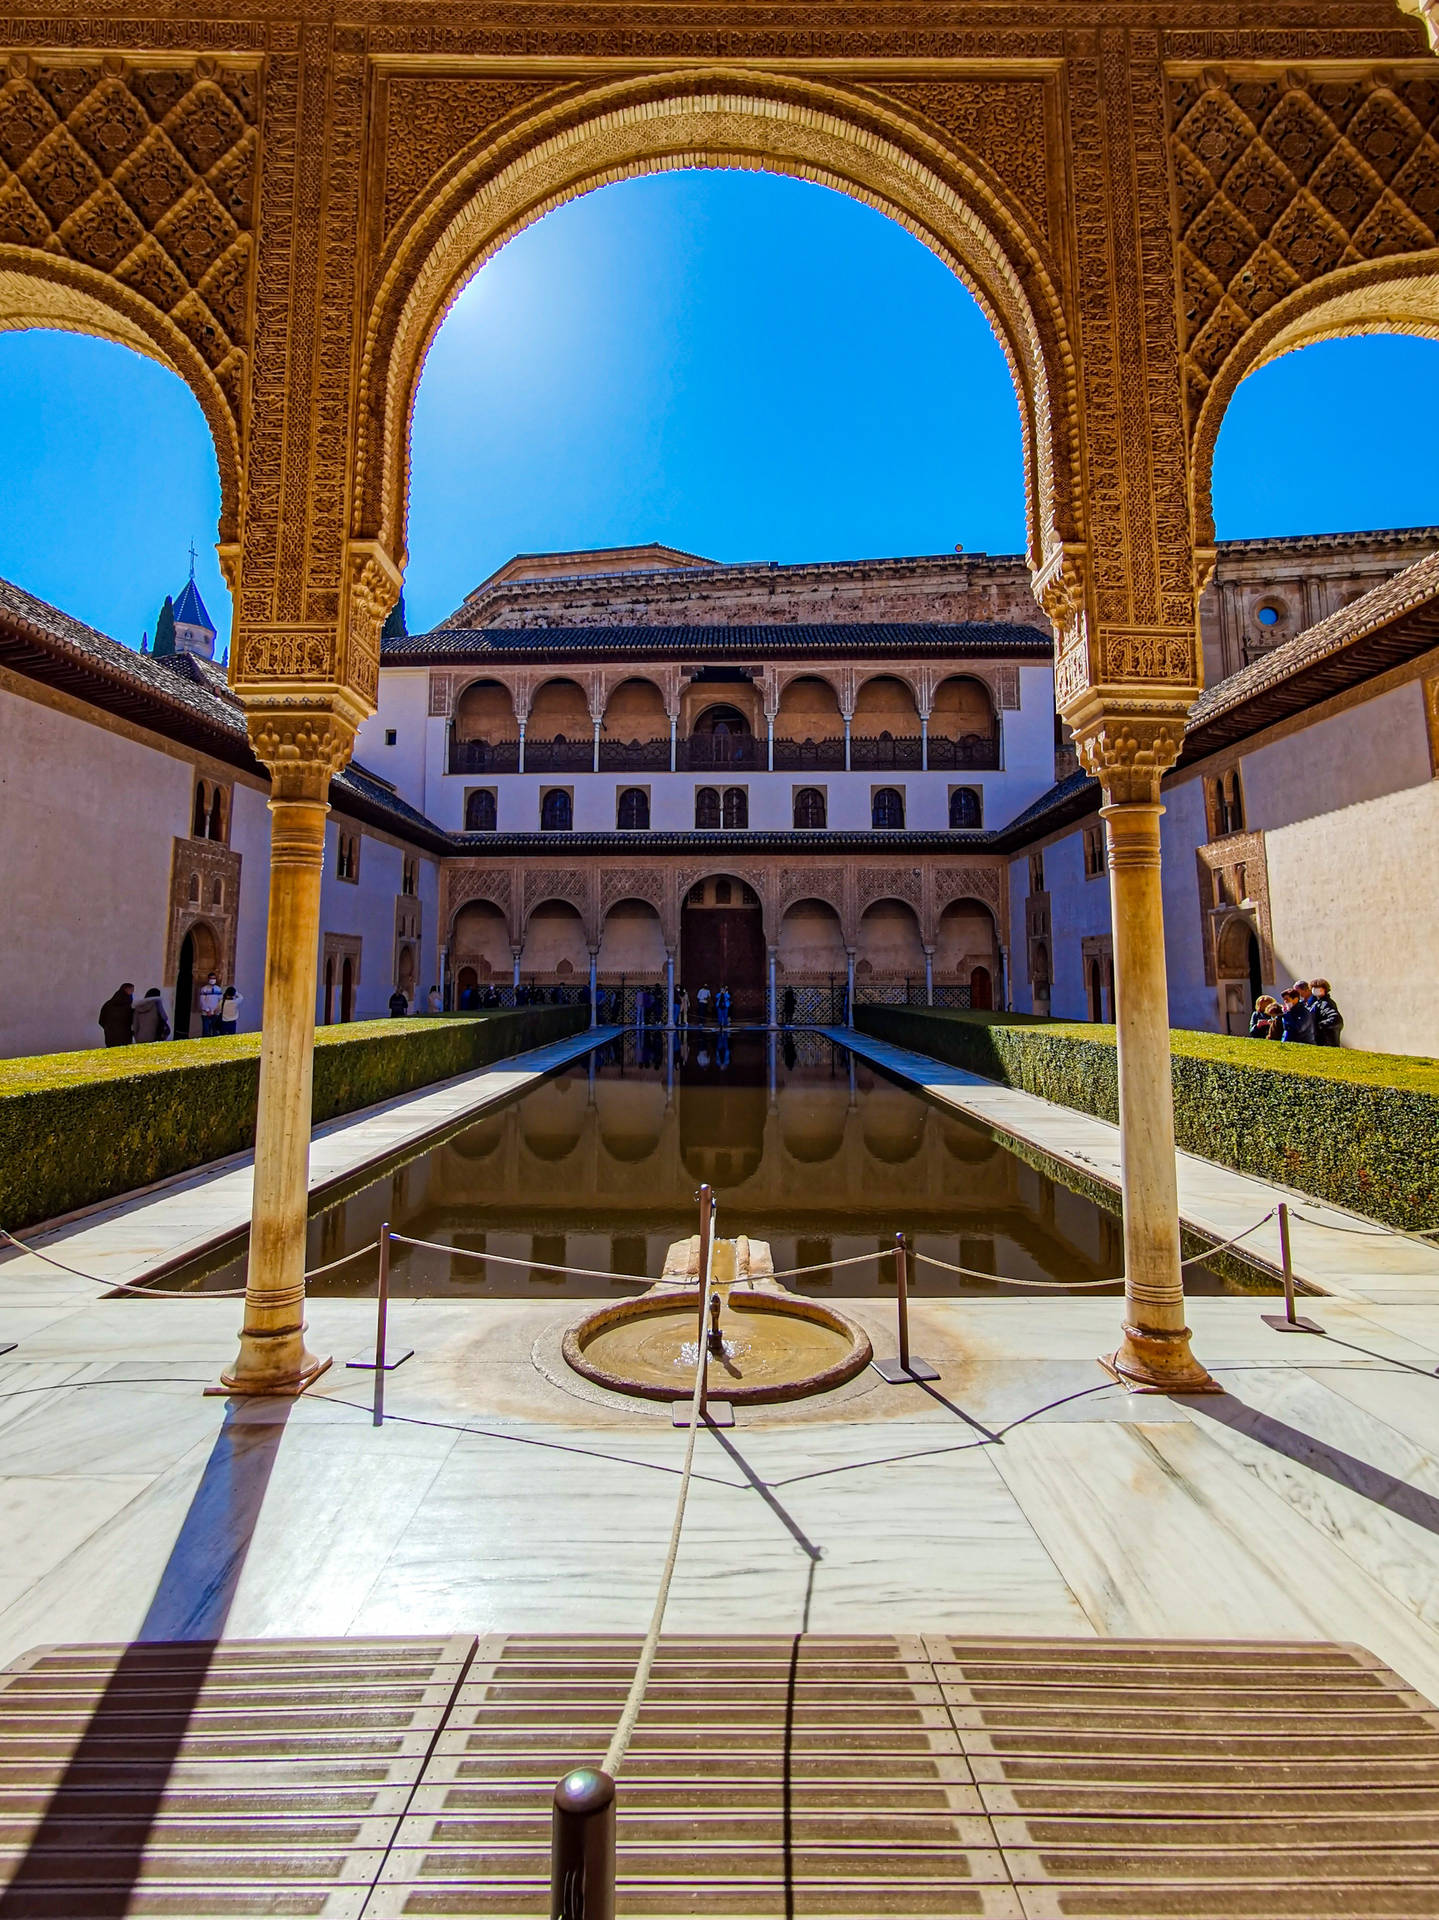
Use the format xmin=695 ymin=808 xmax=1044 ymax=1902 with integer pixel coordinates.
xmin=188 ymin=539 xmax=197 ymax=581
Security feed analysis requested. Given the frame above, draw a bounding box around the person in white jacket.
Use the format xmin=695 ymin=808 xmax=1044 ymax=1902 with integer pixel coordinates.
xmin=218 ymin=985 xmax=243 ymax=1035
xmin=198 ymin=973 xmax=224 ymax=1036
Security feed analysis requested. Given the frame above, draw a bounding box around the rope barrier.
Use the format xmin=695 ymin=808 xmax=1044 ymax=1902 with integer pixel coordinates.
xmin=767 ymin=1247 xmax=896 ymax=1282
xmin=599 ymin=1201 xmax=713 ymax=1781
xmin=912 ymin=1209 xmax=1279 ymax=1291
xmin=303 ymin=1238 xmax=380 ymax=1278
xmin=390 ymin=1231 xmax=651 ymax=1287
xmin=1291 ymin=1209 xmax=1439 ymax=1244
xmin=0 ymin=1226 xmax=249 ymax=1297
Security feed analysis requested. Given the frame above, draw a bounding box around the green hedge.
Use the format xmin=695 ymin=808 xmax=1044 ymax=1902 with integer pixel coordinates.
xmin=855 ymin=1006 xmax=1439 ymax=1231
xmin=0 ymin=1007 xmax=586 ymax=1233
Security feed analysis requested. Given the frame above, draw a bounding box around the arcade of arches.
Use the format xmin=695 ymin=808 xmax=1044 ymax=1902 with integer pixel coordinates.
xmin=5 ymin=3 xmax=1437 ymax=1400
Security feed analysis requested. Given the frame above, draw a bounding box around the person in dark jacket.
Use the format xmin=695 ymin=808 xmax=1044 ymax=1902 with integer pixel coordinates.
xmin=1280 ymin=985 xmax=1318 ymax=1043
xmin=98 ymin=983 xmax=135 ymax=1047
xmin=1248 ymin=994 xmax=1282 ymax=1040
xmin=1310 ymin=978 xmax=1344 ymax=1047
xmin=131 ymin=987 xmax=171 ymax=1044
xmin=388 ymin=988 xmax=409 ymax=1017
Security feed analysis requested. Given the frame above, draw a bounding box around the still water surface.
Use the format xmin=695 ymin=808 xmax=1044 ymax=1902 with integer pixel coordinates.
xmin=197 ymin=1034 xmax=1255 ymax=1297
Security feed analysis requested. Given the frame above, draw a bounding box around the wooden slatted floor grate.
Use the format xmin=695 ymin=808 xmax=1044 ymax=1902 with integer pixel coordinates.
xmin=1 ymin=1634 xmax=1437 ymax=1916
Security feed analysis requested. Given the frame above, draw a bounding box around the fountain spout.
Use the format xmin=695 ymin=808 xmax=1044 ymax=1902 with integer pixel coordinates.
xmin=707 ymin=1289 xmax=724 ymax=1356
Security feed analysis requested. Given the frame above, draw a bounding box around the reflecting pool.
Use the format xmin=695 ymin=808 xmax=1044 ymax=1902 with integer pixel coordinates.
xmin=195 ymin=1034 xmax=1260 ymax=1297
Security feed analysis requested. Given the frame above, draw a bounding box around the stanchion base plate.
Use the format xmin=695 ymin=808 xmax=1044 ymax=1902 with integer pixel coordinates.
xmin=872 ymin=1356 xmax=941 ymax=1383
xmin=347 ymin=1347 xmax=415 ymax=1371
xmin=1260 ymin=1314 xmax=1324 ymax=1335
xmin=0 ymin=1343 xmax=15 ymax=1358
xmin=673 ymin=1401 xmax=734 ymax=1428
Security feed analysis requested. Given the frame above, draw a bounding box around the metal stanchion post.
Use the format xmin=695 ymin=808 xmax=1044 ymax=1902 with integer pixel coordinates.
xmin=1261 ymin=1202 xmax=1322 ymax=1334
xmin=676 ymin=1182 xmax=732 ymax=1427
xmin=873 ymin=1230 xmax=939 ymax=1383
xmin=551 ymin=1767 xmax=615 ymax=1920
xmin=347 ymin=1221 xmax=414 ymax=1397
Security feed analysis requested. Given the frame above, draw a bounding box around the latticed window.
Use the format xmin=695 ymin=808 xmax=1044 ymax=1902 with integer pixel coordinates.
xmin=465 ymin=789 xmax=497 ymax=832
xmin=949 ymin=787 xmax=981 ymax=830
xmin=617 ymin=788 xmax=650 ymax=830
xmin=695 ymin=787 xmax=721 ymax=829
xmin=793 ymin=787 xmax=826 ymax=829
xmin=1083 ymin=823 xmax=1106 ymax=878
xmin=722 ymin=787 xmax=748 ymax=829
xmin=540 ymin=789 xmax=572 ymax=832
xmin=871 ymin=787 xmax=904 ymax=830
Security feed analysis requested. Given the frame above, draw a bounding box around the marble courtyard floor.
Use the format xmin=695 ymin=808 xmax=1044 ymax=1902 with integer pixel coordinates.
xmin=5 ymin=1282 xmax=1439 ymax=1707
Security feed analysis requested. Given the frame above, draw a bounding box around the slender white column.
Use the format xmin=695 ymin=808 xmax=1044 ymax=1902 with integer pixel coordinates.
xmin=921 ymin=715 xmax=929 ymax=772
xmin=924 ymin=946 xmax=934 ymax=1005
xmin=669 ymin=716 xmax=677 ymax=771
xmin=592 ymin=719 xmax=601 ymax=773
xmin=845 ymin=947 xmax=856 ymax=1023
xmin=843 ymin=716 xmax=851 ymax=771
xmin=766 ymin=716 xmax=774 ymax=771
xmin=589 ymin=948 xmax=598 ymax=1028
xmin=511 ymin=945 xmax=522 ymax=992
xmin=767 ymin=949 xmax=778 ymax=1030
xmin=517 ymin=721 xmax=526 ymax=774
xmin=665 ymin=949 xmax=675 ymax=1031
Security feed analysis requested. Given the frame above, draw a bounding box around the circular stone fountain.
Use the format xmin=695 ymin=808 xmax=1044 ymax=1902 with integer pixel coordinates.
xmin=562 ymin=1234 xmax=872 ymax=1405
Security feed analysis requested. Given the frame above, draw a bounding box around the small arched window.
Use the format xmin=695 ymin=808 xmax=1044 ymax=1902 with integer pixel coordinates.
xmin=695 ymin=787 xmax=721 ymax=830
xmin=208 ymin=788 xmax=224 ymax=841
xmin=617 ymin=787 xmax=650 ymax=830
xmin=193 ymin=782 xmax=208 ymax=838
xmin=949 ymin=788 xmax=981 ymax=830
xmin=540 ymin=789 xmax=573 ymax=832
xmin=188 ymin=872 xmax=200 ymax=903
xmin=722 ymin=787 xmax=748 ymax=829
xmin=793 ymin=787 xmax=826 ymax=829
xmin=872 ymin=787 xmax=905 ymax=830
xmin=210 ymin=879 xmax=223 ymax=908
xmin=465 ymin=789 xmax=497 ymax=832
xmin=1226 ymin=769 xmax=1245 ymax=833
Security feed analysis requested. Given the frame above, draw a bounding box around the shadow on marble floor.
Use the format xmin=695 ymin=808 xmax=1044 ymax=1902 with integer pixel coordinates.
xmin=1191 ymin=1389 xmax=1439 ymax=1539
xmin=0 ymin=1402 xmax=291 ymax=1918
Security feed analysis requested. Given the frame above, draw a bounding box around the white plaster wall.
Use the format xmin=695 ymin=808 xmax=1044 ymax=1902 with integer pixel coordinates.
xmin=317 ymin=826 xmax=412 ymax=1022
xmin=358 ymin=671 xmax=431 ymax=812
xmin=1241 ymin=681 xmax=1430 ymax=831
xmin=1158 ymin=775 xmax=1216 ymax=1035
xmin=0 ymin=685 xmax=188 ymax=1057
xmin=1265 ymin=778 xmax=1439 ymax=1054
xmin=227 ymin=780 xmax=272 ymax=1032
xmin=1037 ymin=830 xmax=1112 ymax=1021
xmin=1006 ymin=855 xmax=1036 ymax=1013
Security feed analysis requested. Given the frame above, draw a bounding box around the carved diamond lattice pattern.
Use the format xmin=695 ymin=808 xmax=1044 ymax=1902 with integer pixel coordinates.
xmin=1172 ymin=71 xmax=1439 ymax=413
xmin=0 ymin=60 xmax=256 ymax=412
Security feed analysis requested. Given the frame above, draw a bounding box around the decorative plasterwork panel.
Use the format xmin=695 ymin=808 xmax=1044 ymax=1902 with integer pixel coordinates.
xmin=165 ymin=836 xmax=240 ymax=989
xmin=932 ymin=864 xmax=1005 ymax=921
xmin=1196 ymin=829 xmax=1272 ymax=985
xmin=866 ymin=75 xmax=1055 ymax=248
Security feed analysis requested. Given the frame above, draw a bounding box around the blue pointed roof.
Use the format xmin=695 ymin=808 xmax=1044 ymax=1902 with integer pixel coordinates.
xmin=173 ymin=575 xmax=214 ymax=633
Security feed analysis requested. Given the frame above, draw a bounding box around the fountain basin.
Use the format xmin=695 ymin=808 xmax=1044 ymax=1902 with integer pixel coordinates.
xmin=562 ymin=1242 xmax=872 ymax=1404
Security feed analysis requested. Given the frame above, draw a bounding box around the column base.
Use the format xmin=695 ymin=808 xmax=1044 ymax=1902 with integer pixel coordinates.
xmin=209 ymin=1332 xmax=332 ymax=1399
xmin=1100 ymin=1323 xmax=1221 ymax=1395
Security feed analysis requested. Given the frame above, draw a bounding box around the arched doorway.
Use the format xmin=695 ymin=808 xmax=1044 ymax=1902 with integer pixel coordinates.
xmin=680 ymin=875 xmax=765 ymax=1023
xmin=340 ymin=957 xmax=355 ymax=1024
xmin=174 ymin=921 xmax=218 ymax=1038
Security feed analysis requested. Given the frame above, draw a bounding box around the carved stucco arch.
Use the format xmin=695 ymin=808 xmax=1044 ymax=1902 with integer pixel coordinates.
xmin=677 ymin=863 xmax=775 ymax=944
xmin=359 ymin=73 xmax=1075 ymax=581
xmin=0 ymin=256 xmax=243 ymax=549
xmin=1191 ymin=255 xmax=1439 ymax=545
xmin=447 ymin=875 xmax=515 ymax=948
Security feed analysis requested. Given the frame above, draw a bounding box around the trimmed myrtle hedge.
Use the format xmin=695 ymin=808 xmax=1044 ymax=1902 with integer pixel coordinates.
xmin=856 ymin=1005 xmax=1439 ymax=1231
xmin=0 ymin=1007 xmax=586 ymax=1233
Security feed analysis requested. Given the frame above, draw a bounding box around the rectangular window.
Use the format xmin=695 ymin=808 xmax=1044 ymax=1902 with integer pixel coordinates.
xmin=1029 ymin=850 xmax=1045 ymax=894
xmin=336 ymin=831 xmax=360 ymax=883
xmin=384 ymin=728 xmax=397 ymax=746
xmin=1083 ymin=823 xmax=1106 ymax=878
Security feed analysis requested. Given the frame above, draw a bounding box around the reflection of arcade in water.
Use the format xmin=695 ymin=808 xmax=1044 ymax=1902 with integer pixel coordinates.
xmin=187 ymin=1033 xmax=1259 ymax=1302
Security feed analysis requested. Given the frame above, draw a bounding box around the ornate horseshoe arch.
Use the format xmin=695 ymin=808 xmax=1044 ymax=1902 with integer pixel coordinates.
xmin=355 ymin=70 xmax=1078 ymax=586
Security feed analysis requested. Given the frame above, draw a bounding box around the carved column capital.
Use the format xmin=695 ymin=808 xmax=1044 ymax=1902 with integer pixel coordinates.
xmin=1071 ymin=702 xmax=1188 ymax=806
xmin=243 ymin=702 xmax=358 ymax=803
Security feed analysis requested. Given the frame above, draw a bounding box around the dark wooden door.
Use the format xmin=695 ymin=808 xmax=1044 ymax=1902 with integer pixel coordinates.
xmin=681 ymin=905 xmax=765 ymax=1022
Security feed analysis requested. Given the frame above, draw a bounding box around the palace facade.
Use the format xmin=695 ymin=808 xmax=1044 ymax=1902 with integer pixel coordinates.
xmin=4 ymin=531 xmax=1438 ymax=1058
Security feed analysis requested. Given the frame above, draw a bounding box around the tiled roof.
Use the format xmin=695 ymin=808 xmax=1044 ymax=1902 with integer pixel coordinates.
xmin=384 ymin=621 xmax=1055 ymax=663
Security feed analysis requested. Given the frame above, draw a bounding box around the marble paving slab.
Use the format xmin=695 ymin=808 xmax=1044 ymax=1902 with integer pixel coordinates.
xmin=831 ymin=1027 xmax=1439 ymax=1305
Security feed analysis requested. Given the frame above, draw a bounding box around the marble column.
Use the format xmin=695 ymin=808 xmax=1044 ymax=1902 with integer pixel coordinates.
xmin=767 ymin=949 xmax=778 ymax=1030
xmin=511 ymin=946 xmax=522 ymax=994
xmin=920 ymin=714 xmax=929 ymax=772
xmin=517 ymin=720 xmax=526 ymax=774
xmin=669 ymin=715 xmax=677 ymax=772
xmin=845 ymin=947 xmax=856 ymax=1025
xmin=923 ymin=946 xmax=934 ymax=1006
xmin=766 ymin=715 xmax=775 ymax=771
xmin=592 ymin=720 xmax=601 ymax=773
xmin=665 ymin=949 xmax=675 ymax=1031
xmin=588 ymin=948 xmax=599 ymax=1028
xmin=843 ymin=715 xmax=852 ymax=772
xmin=1085 ymin=717 xmax=1216 ymax=1394
xmin=220 ymin=712 xmax=352 ymax=1395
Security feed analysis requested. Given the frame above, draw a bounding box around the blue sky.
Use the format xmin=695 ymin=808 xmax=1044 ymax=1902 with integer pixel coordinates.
xmin=1 ymin=168 xmax=1437 ymax=649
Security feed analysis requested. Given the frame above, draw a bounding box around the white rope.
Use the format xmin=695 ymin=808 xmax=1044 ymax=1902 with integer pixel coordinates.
xmin=767 ymin=1247 xmax=896 ymax=1282
xmin=303 ymin=1238 xmax=380 ymax=1278
xmin=391 ymin=1231 xmax=650 ymax=1287
xmin=912 ymin=1209 xmax=1278 ymax=1291
xmin=1291 ymin=1209 xmax=1439 ymax=1243
xmin=0 ymin=1226 xmax=249 ymax=1297
xmin=600 ymin=1220 xmax=712 ymax=1779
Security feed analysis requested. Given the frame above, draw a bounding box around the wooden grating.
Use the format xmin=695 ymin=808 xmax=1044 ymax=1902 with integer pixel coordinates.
xmin=1 ymin=1634 xmax=1438 ymax=1916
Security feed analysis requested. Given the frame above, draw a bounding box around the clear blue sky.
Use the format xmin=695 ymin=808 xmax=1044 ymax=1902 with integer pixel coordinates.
xmin=1 ymin=168 xmax=1437 ymax=649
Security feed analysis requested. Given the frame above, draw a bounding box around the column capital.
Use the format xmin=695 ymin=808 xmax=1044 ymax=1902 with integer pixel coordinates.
xmin=242 ymin=700 xmax=358 ymax=803
xmin=1068 ymin=695 xmax=1193 ymax=806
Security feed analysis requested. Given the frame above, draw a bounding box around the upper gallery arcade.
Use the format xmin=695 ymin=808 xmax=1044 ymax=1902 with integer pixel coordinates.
xmin=4 ymin=0 xmax=1438 ymax=1400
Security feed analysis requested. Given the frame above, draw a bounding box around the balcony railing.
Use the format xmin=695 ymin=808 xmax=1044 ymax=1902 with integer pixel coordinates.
xmin=677 ymin=734 xmax=761 ymax=771
xmin=773 ymin=736 xmax=846 ymax=770
xmin=850 ymin=732 xmax=923 ymax=770
xmin=449 ymin=736 xmax=519 ymax=775
xmin=523 ymin=737 xmax=595 ymax=772
xmin=599 ymin=737 xmax=671 ymax=772
xmin=927 ymin=732 xmax=1000 ymax=771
